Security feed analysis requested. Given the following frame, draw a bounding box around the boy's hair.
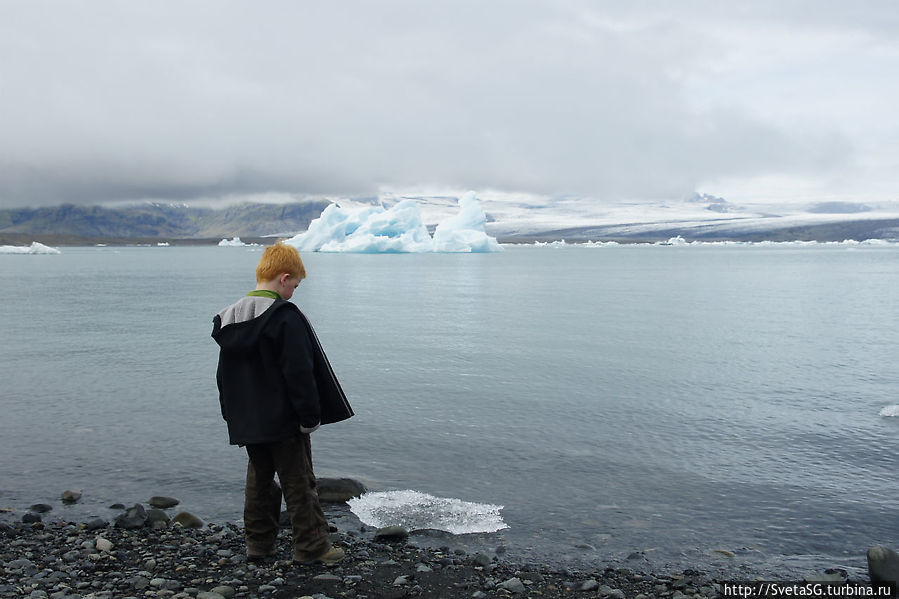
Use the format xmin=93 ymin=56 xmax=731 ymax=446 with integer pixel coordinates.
xmin=256 ymin=242 xmax=306 ymax=283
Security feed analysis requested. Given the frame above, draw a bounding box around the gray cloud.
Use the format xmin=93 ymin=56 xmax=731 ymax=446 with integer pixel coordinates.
xmin=0 ymin=0 xmax=887 ymax=208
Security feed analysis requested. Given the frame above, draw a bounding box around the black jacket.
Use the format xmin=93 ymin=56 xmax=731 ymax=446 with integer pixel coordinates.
xmin=212 ymin=296 xmax=353 ymax=445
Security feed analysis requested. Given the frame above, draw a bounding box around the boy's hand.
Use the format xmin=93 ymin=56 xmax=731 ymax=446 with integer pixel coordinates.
xmin=300 ymin=422 xmax=320 ymax=434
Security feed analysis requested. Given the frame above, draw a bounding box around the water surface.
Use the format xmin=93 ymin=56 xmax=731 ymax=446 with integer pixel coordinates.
xmin=1 ymin=243 xmax=898 ymax=577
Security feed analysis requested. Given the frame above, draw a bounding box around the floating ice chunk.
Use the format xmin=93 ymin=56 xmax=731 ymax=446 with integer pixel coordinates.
xmin=532 ymin=240 xmax=568 ymax=248
xmin=218 ymin=237 xmax=259 ymax=247
xmin=0 ymin=242 xmax=61 ymax=254
xmin=660 ymin=235 xmax=688 ymax=246
xmin=286 ymin=194 xmax=501 ymax=253
xmin=348 ymin=490 xmax=508 ymax=534
xmin=432 ymin=192 xmax=502 ymax=253
xmin=879 ymin=405 xmax=899 ymax=417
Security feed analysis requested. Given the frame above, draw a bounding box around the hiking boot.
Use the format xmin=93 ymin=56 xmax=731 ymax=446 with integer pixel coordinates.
xmin=294 ymin=545 xmax=345 ymax=565
xmin=246 ymin=546 xmax=277 ymax=562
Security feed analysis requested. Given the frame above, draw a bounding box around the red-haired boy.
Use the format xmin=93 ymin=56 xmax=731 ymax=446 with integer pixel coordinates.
xmin=212 ymin=242 xmax=352 ymax=564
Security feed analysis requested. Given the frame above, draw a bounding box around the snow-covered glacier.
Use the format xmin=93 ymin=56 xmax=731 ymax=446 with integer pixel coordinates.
xmin=285 ymin=192 xmax=502 ymax=253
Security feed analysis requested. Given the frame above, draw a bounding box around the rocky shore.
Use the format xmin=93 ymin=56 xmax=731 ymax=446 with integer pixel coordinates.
xmin=0 ymin=516 xmax=723 ymax=599
xmin=0 ymin=490 xmax=888 ymax=599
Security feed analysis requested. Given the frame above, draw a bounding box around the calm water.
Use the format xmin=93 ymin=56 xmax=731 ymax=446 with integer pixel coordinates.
xmin=1 ymin=244 xmax=898 ymax=577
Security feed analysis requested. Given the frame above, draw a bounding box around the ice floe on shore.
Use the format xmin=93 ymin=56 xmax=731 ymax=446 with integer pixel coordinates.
xmin=285 ymin=192 xmax=501 ymax=253
xmin=0 ymin=242 xmax=61 ymax=254
xmin=348 ymin=490 xmax=508 ymax=535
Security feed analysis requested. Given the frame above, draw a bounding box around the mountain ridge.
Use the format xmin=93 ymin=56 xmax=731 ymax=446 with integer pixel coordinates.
xmin=3 ymin=197 xmax=899 ymax=246
xmin=0 ymin=201 xmax=330 ymax=241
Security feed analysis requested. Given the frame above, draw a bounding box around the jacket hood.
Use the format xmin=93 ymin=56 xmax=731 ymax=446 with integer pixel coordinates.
xmin=212 ymin=296 xmax=283 ymax=351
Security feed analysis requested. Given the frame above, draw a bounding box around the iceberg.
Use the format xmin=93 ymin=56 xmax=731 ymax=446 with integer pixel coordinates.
xmin=532 ymin=240 xmax=568 ymax=248
xmin=218 ymin=237 xmax=258 ymax=247
xmin=432 ymin=193 xmax=502 ymax=253
xmin=285 ymin=192 xmax=502 ymax=253
xmin=659 ymin=235 xmax=688 ymax=246
xmin=879 ymin=405 xmax=899 ymax=417
xmin=0 ymin=242 xmax=61 ymax=255
xmin=348 ymin=490 xmax=508 ymax=534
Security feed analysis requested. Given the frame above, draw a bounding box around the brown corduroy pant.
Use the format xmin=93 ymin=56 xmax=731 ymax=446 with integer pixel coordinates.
xmin=244 ymin=433 xmax=330 ymax=561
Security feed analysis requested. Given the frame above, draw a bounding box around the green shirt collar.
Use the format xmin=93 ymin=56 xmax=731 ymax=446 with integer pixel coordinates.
xmin=247 ymin=289 xmax=283 ymax=300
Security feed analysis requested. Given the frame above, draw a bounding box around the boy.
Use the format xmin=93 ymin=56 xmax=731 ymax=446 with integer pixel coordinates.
xmin=212 ymin=242 xmax=353 ymax=564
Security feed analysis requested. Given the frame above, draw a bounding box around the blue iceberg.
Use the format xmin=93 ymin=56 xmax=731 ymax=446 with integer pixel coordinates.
xmin=285 ymin=192 xmax=502 ymax=253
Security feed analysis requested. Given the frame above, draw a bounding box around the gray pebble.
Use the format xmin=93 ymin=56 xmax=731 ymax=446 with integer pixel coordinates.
xmin=7 ymin=557 xmax=36 ymax=571
xmin=374 ymin=525 xmax=409 ymax=540
xmin=499 ymin=577 xmax=526 ymax=594
xmin=85 ymin=518 xmax=108 ymax=531
xmin=210 ymin=585 xmax=235 ymax=598
xmin=131 ymin=576 xmax=149 ymax=590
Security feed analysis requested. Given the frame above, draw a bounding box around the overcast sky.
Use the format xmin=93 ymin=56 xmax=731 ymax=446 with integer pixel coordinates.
xmin=1 ymin=1 xmax=897 ymax=209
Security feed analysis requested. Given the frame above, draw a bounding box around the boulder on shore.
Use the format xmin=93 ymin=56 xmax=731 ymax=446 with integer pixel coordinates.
xmin=85 ymin=518 xmax=108 ymax=531
xmin=115 ymin=504 xmax=148 ymax=529
xmin=867 ymin=546 xmax=899 ymax=587
xmin=147 ymin=509 xmax=171 ymax=529
xmin=317 ymin=478 xmax=367 ymax=503
xmin=173 ymin=511 xmax=204 ymax=529
xmin=61 ymin=489 xmax=82 ymax=504
xmin=375 ymin=525 xmax=410 ymax=541
xmin=149 ymin=496 xmax=180 ymax=509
